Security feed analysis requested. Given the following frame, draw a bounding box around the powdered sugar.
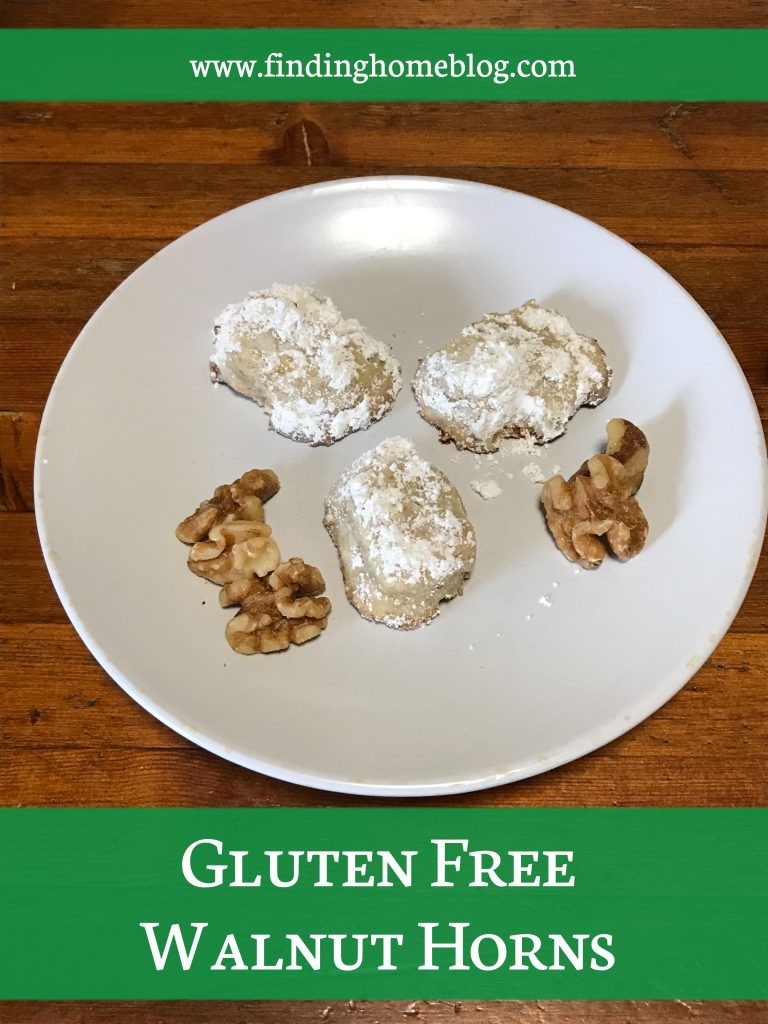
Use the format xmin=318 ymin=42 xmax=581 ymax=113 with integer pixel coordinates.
xmin=337 ymin=437 xmax=468 ymax=584
xmin=211 ymin=284 xmax=401 ymax=445
xmin=499 ymin=435 xmax=541 ymax=459
xmin=412 ymin=299 xmax=611 ymax=452
xmin=470 ymin=479 xmax=503 ymax=500
xmin=324 ymin=437 xmax=476 ymax=629
xmin=522 ymin=462 xmax=547 ymax=485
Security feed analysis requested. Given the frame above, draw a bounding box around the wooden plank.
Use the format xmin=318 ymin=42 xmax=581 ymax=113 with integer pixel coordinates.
xmin=1 ymin=164 xmax=765 ymax=246
xmin=1 ymin=316 xmax=764 ymax=415
xmin=0 ymin=622 xmax=184 ymax=749
xmin=1 ymin=626 xmax=766 ymax=756
xmin=0 ymin=411 xmax=36 ymax=511
xmin=0 ymin=0 xmax=763 ymax=28
xmin=0 ymin=1000 xmax=763 ymax=1024
xmin=1 ymin=243 xmax=765 ymax=417
xmin=2 ymin=103 xmax=766 ymax=171
xmin=3 ymin=241 xmax=766 ymax=330
xmin=7 ymin=614 xmax=757 ymax=750
xmin=0 ymin=321 xmax=81 ymax=412
xmin=0 ymin=513 xmax=67 ymax=625
xmin=1 ymin=741 xmax=765 ymax=808
xmin=1 ymin=241 xmax=164 ymax=326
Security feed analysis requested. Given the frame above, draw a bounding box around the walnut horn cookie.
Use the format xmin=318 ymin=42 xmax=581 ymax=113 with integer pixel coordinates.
xmin=176 ymin=470 xmax=331 ymax=654
xmin=210 ymin=284 xmax=401 ymax=446
xmin=323 ymin=436 xmax=476 ymax=630
xmin=541 ymin=418 xmax=650 ymax=569
xmin=412 ymin=300 xmax=612 ymax=453
xmin=220 ymin=558 xmax=332 ymax=654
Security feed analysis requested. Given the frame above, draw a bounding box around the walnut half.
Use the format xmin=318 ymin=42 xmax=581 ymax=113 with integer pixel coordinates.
xmin=176 ymin=471 xmax=332 ymax=654
xmin=175 ymin=468 xmax=280 ymax=544
xmin=176 ymin=469 xmax=281 ymax=585
xmin=188 ymin=520 xmax=281 ymax=585
xmin=541 ymin=418 xmax=650 ymax=569
xmin=221 ymin=558 xmax=332 ymax=654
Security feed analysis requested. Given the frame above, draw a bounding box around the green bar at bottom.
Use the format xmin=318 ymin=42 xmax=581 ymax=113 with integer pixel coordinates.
xmin=0 ymin=808 xmax=765 ymax=999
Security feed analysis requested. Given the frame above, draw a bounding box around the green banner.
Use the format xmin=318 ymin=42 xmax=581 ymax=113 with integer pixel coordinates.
xmin=0 ymin=809 xmax=765 ymax=999
xmin=0 ymin=29 xmax=765 ymax=101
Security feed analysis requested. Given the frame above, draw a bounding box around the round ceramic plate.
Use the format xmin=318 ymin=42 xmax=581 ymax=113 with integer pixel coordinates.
xmin=35 ymin=176 xmax=767 ymax=796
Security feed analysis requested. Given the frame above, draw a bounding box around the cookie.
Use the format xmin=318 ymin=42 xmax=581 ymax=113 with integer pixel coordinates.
xmin=211 ymin=284 xmax=401 ymax=446
xmin=324 ymin=437 xmax=476 ymax=629
xmin=412 ymin=300 xmax=611 ymax=453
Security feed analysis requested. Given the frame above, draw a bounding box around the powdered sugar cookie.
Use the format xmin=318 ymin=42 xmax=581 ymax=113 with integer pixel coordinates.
xmin=211 ymin=284 xmax=401 ymax=446
xmin=323 ymin=437 xmax=476 ymax=630
xmin=412 ymin=300 xmax=611 ymax=453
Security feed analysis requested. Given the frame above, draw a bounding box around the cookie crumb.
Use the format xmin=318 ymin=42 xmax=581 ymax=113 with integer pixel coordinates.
xmin=470 ymin=479 xmax=502 ymax=500
xmin=522 ymin=462 xmax=546 ymax=485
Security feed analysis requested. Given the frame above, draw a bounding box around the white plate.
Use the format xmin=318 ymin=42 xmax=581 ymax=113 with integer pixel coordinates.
xmin=35 ymin=176 xmax=767 ymax=797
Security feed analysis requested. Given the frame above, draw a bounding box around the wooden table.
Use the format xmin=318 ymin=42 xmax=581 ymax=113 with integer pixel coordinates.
xmin=1 ymin=2 xmax=765 ymax=1021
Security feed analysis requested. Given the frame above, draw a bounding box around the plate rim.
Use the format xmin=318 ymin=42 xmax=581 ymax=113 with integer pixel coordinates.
xmin=34 ymin=174 xmax=768 ymax=797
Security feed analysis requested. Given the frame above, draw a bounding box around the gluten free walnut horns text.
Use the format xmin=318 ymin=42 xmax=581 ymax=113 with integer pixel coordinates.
xmin=175 ymin=469 xmax=331 ymax=654
xmin=541 ymin=418 xmax=650 ymax=569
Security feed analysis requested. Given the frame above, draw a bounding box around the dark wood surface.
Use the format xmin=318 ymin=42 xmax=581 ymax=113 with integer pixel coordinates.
xmin=1 ymin=0 xmax=766 ymax=28
xmin=1 ymin=3 xmax=766 ymax=1022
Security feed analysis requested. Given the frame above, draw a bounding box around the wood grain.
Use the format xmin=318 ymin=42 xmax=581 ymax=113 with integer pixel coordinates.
xmin=2 ymin=625 xmax=766 ymax=774
xmin=0 ymin=1 xmax=765 ymax=29
xmin=2 ymin=103 xmax=766 ymax=171
xmin=0 ymin=1001 xmax=763 ymax=1024
xmin=3 ymin=241 xmax=766 ymax=398
xmin=0 ymin=5 xmax=766 ymax=1021
xmin=0 ymin=412 xmax=35 ymax=510
xmin=3 ymin=163 xmax=765 ymax=246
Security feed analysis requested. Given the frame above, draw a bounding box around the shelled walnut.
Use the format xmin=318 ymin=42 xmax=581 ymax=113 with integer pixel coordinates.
xmin=175 ymin=468 xmax=280 ymax=544
xmin=176 ymin=470 xmax=331 ymax=655
xmin=541 ymin=418 xmax=650 ymax=569
xmin=187 ymin=520 xmax=281 ymax=585
xmin=176 ymin=469 xmax=281 ymax=584
xmin=221 ymin=558 xmax=332 ymax=654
